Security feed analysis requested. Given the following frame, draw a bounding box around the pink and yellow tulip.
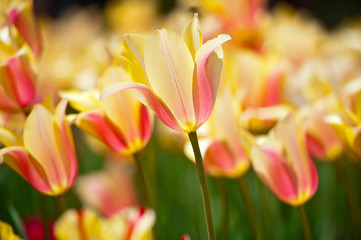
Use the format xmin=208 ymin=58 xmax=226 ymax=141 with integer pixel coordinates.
xmin=54 ymin=207 xmax=155 ymax=240
xmin=101 ymin=14 xmax=231 ymax=133
xmin=301 ymin=106 xmax=343 ymax=161
xmin=0 ymin=45 xmax=37 ymax=112
xmin=0 ymin=99 xmax=78 ymax=195
xmin=64 ymin=66 xmax=153 ymax=155
xmin=4 ymin=0 xmax=43 ymax=57
xmin=222 ymin=48 xmax=290 ymax=133
xmin=75 ymin=162 xmax=139 ymax=218
xmin=251 ymin=114 xmax=318 ymax=206
xmin=185 ymin=91 xmax=250 ymax=178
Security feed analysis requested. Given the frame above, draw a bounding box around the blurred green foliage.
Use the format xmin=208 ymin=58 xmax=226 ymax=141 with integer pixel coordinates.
xmin=1 ymin=129 xmax=361 ymax=239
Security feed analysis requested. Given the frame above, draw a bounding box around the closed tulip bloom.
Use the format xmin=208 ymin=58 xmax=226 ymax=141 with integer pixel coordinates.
xmin=75 ymin=162 xmax=139 ymax=218
xmin=3 ymin=0 xmax=43 ymax=57
xmin=251 ymin=114 xmax=318 ymax=206
xmin=302 ymin=107 xmax=343 ymax=161
xmin=0 ymin=100 xmax=78 ymax=195
xmin=185 ymin=91 xmax=250 ymax=178
xmin=101 ymin=14 xmax=231 ymax=133
xmin=64 ymin=66 xmax=153 ymax=155
xmin=0 ymin=45 xmax=37 ymax=112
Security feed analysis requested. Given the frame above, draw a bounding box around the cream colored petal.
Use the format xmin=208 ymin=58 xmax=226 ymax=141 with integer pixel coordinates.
xmin=145 ymin=29 xmax=195 ymax=131
xmin=121 ymin=34 xmax=149 ymax=85
xmin=182 ymin=13 xmax=202 ymax=59
xmin=24 ymin=104 xmax=67 ymax=192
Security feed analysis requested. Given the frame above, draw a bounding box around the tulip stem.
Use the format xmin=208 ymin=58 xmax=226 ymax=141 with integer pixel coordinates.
xmin=218 ymin=178 xmax=229 ymax=240
xmin=188 ymin=131 xmax=216 ymax=240
xmin=134 ymin=151 xmax=153 ymax=207
xmin=7 ymin=201 xmax=28 ymax=240
xmin=333 ymin=160 xmax=360 ymax=240
xmin=236 ymin=177 xmax=259 ymax=240
xmin=297 ymin=205 xmax=312 ymax=240
xmin=39 ymin=194 xmax=50 ymax=240
xmin=55 ymin=194 xmax=66 ymax=215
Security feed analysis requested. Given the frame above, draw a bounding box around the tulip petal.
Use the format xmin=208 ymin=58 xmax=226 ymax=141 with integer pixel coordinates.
xmin=194 ymin=34 xmax=231 ymax=126
xmin=75 ymin=110 xmax=128 ymax=152
xmin=182 ymin=13 xmax=202 ymax=59
xmin=8 ymin=5 xmax=43 ymax=57
xmin=273 ymin=114 xmax=315 ymax=199
xmin=0 ymin=146 xmax=52 ymax=194
xmin=101 ymin=81 xmax=182 ymax=131
xmin=204 ymin=140 xmax=249 ymax=178
xmin=145 ymin=29 xmax=195 ymax=130
xmin=99 ymin=66 xmax=146 ymax=148
xmin=54 ymin=99 xmax=78 ymax=189
xmin=251 ymin=143 xmax=298 ymax=205
xmin=121 ymin=34 xmax=148 ymax=85
xmin=24 ymin=104 xmax=68 ymax=194
xmin=0 ymin=126 xmax=18 ymax=147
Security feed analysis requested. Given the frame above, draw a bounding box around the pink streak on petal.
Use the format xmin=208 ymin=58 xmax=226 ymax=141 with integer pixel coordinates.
xmin=309 ymin=157 xmax=319 ymax=197
xmin=139 ymin=105 xmax=153 ymax=145
xmin=6 ymin=55 xmax=36 ymax=108
xmin=0 ymin=147 xmax=52 ymax=194
xmin=79 ymin=111 xmax=128 ymax=152
xmin=204 ymin=140 xmax=236 ymax=172
xmin=262 ymin=149 xmax=298 ymax=204
xmin=264 ymin=71 xmax=283 ymax=106
xmin=55 ymin=100 xmax=78 ymax=189
xmin=194 ymin=34 xmax=231 ymax=127
xmin=101 ymin=82 xmax=182 ymax=131
xmin=305 ymin=134 xmax=326 ymax=160
xmin=8 ymin=8 xmax=43 ymax=57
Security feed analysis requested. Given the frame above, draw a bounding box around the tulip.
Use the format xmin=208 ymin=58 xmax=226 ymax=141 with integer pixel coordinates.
xmin=101 ymin=15 xmax=230 ymax=239
xmin=223 ymin=48 xmax=290 ymax=133
xmin=0 ymin=220 xmax=23 ymax=240
xmin=54 ymin=207 xmax=155 ymax=240
xmin=101 ymin=14 xmax=231 ymax=133
xmin=301 ymin=107 xmax=343 ymax=161
xmin=63 ymin=66 xmax=153 ymax=155
xmin=251 ymin=114 xmax=318 ymax=206
xmin=75 ymin=162 xmax=139 ymax=218
xmin=4 ymin=0 xmax=43 ymax=57
xmin=252 ymin=114 xmax=317 ymax=240
xmin=185 ymin=91 xmax=250 ymax=178
xmin=0 ymin=45 xmax=37 ymax=112
xmin=0 ymin=99 xmax=78 ymax=195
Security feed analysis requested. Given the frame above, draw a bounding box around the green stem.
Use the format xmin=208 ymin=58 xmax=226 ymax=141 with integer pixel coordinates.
xmin=218 ymin=178 xmax=229 ymax=240
xmin=39 ymin=194 xmax=50 ymax=240
xmin=236 ymin=177 xmax=259 ymax=240
xmin=334 ymin=160 xmax=360 ymax=240
xmin=7 ymin=201 xmax=28 ymax=240
xmin=54 ymin=194 xmax=66 ymax=215
xmin=134 ymin=151 xmax=153 ymax=207
xmin=297 ymin=205 xmax=312 ymax=240
xmin=188 ymin=131 xmax=216 ymax=240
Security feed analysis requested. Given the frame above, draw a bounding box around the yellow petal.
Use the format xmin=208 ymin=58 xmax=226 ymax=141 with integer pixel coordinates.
xmin=145 ymin=28 xmax=195 ymax=130
xmin=121 ymin=34 xmax=149 ymax=85
xmin=24 ymin=104 xmax=67 ymax=193
xmin=182 ymin=13 xmax=202 ymax=59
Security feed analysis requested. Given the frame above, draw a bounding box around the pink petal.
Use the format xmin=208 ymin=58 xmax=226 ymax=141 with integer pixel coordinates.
xmin=0 ymin=146 xmax=52 ymax=194
xmin=54 ymin=99 xmax=78 ymax=189
xmin=76 ymin=110 xmax=128 ymax=152
xmin=252 ymin=146 xmax=298 ymax=204
xmin=100 ymin=82 xmax=182 ymax=131
xmin=6 ymin=52 xmax=36 ymax=108
xmin=8 ymin=7 xmax=43 ymax=57
xmin=194 ymin=34 xmax=231 ymax=127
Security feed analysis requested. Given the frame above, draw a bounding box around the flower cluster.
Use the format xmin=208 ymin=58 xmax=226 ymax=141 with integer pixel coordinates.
xmin=1 ymin=0 xmax=361 ymax=239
